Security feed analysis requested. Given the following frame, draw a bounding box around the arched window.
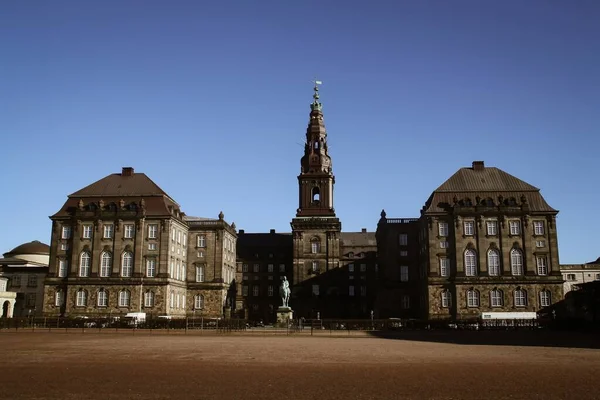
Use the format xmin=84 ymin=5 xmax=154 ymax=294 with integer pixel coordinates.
xmin=121 ymin=252 xmax=133 ymax=277
xmin=76 ymin=289 xmax=87 ymax=307
xmin=467 ymin=289 xmax=479 ymax=307
xmin=487 ymin=249 xmax=500 ymax=276
xmin=514 ymin=288 xmax=527 ymax=307
xmin=55 ymin=290 xmax=64 ymax=307
xmin=119 ymin=290 xmax=130 ymax=307
xmin=465 ymin=249 xmax=477 ymax=276
xmin=144 ymin=291 xmax=155 ymax=307
xmin=194 ymin=294 xmax=204 ymax=310
xmin=311 ymin=239 xmax=320 ymax=254
xmin=511 ymin=249 xmax=523 ymax=275
xmin=441 ymin=290 xmax=452 ymax=308
xmin=79 ymin=252 xmax=91 ymax=277
xmin=314 ymin=141 xmax=319 ymax=150
xmin=539 ymin=290 xmax=551 ymax=307
xmin=97 ymin=289 xmax=108 ymax=307
xmin=312 ymin=187 xmax=320 ymax=203
xmin=100 ymin=252 xmax=112 ymax=277
xmin=490 ymin=289 xmax=503 ymax=307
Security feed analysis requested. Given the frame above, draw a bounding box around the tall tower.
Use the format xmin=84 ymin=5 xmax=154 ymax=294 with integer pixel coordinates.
xmin=290 ymin=81 xmax=342 ymax=318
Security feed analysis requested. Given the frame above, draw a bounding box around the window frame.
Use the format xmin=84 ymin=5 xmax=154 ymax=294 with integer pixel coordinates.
xmin=490 ymin=289 xmax=503 ymax=307
xmin=487 ymin=249 xmax=500 ymax=276
xmin=103 ymin=224 xmax=114 ymax=239
xmin=463 ymin=221 xmax=474 ymax=236
xmin=79 ymin=252 xmax=91 ymax=277
xmin=118 ymin=290 xmax=130 ymax=307
xmin=76 ymin=290 xmax=87 ymax=307
xmin=464 ymin=249 xmax=477 ymax=276
xmin=440 ymin=258 xmax=450 ymax=277
xmin=121 ymin=252 xmax=133 ymax=277
xmin=97 ymin=290 xmax=108 ymax=307
xmin=144 ymin=291 xmax=155 ymax=307
xmin=514 ymin=289 xmax=527 ymax=307
xmin=467 ymin=289 xmax=479 ymax=307
xmin=510 ymin=249 xmax=523 ymax=276
xmin=438 ymin=222 xmax=449 ymax=237
xmin=195 ymin=265 xmax=205 ymax=282
xmin=509 ymin=221 xmax=521 ymax=236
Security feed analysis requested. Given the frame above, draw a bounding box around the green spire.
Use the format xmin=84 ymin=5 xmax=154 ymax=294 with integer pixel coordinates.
xmin=310 ymin=79 xmax=323 ymax=111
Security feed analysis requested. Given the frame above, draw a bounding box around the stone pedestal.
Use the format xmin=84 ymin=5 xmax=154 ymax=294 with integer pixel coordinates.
xmin=276 ymin=307 xmax=293 ymax=327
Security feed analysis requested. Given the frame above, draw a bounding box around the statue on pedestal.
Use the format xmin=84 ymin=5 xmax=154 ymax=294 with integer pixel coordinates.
xmin=279 ymin=276 xmax=290 ymax=308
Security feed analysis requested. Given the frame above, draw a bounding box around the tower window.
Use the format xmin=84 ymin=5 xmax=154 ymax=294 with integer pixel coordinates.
xmin=314 ymin=141 xmax=319 ymax=150
xmin=312 ymin=187 xmax=320 ymax=203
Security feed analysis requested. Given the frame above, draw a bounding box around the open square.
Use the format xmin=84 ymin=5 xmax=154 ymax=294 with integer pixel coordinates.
xmin=1 ymin=331 xmax=599 ymax=400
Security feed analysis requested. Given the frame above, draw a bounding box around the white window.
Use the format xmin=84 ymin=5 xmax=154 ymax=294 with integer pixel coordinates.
xmin=194 ymin=294 xmax=204 ymax=309
xmin=103 ymin=224 xmax=113 ymax=239
xmin=60 ymin=243 xmax=69 ymax=251
xmin=144 ymin=291 xmax=155 ymax=307
xmin=465 ymin=249 xmax=477 ymax=276
xmin=195 ymin=265 xmax=204 ymax=282
xmin=121 ymin=252 xmax=133 ymax=277
xmin=242 ymin=286 xmax=248 ymax=296
xmin=268 ymin=264 xmax=274 ymax=273
xmin=242 ymin=264 xmax=248 ymax=272
xmin=148 ymin=224 xmax=158 ymax=239
xmin=279 ymin=264 xmax=285 ymax=272
xmin=487 ymin=250 xmax=499 ymax=276
xmin=170 ymin=291 xmax=174 ymax=308
xmin=181 ymin=263 xmax=186 ymax=281
xmin=490 ymin=289 xmax=503 ymax=307
xmin=536 ymin=256 xmax=548 ymax=275
xmin=565 ymin=273 xmax=576 ymax=281
xmin=533 ymin=221 xmax=545 ymax=235
xmin=400 ymin=266 xmax=409 ymax=282
xmin=360 ymin=264 xmax=367 ymax=272
xmin=97 ymin=290 xmax=108 ymax=307
xmin=438 ymin=222 xmax=448 ymax=237
xmin=182 ymin=233 xmax=187 ymax=247
xmin=464 ymin=221 xmax=474 ymax=236
xmin=514 ymin=289 xmax=527 ymax=307
xmin=82 ymin=225 xmax=92 ymax=239
xmin=536 ymin=240 xmax=546 ymax=248
xmin=349 ymin=286 xmax=355 ymax=296
xmin=253 ymin=264 xmax=260 ymax=273
xmin=76 ymin=290 xmax=87 ymax=307
xmin=61 ymin=226 xmax=71 ymax=239
xmin=148 ymin=243 xmax=156 ymax=251
xmin=172 ymin=228 xmax=176 ymax=242
xmin=169 ymin=260 xmax=174 ymax=277
xmin=312 ymin=284 xmax=320 ymax=296
xmin=58 ymin=259 xmax=68 ymax=277
xmin=399 ymin=234 xmax=408 ymax=246
xmin=119 ymin=290 xmax=130 ymax=307
xmin=177 ymin=230 xmax=181 ymax=244
xmin=486 ymin=221 xmax=497 ymax=236
xmin=146 ymin=259 xmax=156 ymax=277
xmin=197 ymin=251 xmax=203 ymax=258
xmin=55 ymin=290 xmax=64 ymax=307
xmin=511 ymin=249 xmax=523 ymax=275
xmin=348 ymin=263 xmax=354 ymax=272
xmin=467 ymin=290 xmax=479 ymax=307
xmin=440 ymin=241 xmax=449 ymax=249
xmin=509 ymin=221 xmax=520 ymax=235
xmin=441 ymin=291 xmax=451 ymax=308
xmin=100 ymin=252 xmax=112 ymax=277
xmin=311 ymin=241 xmax=320 ymax=253
xmin=197 ymin=235 xmax=206 ymax=248
xmin=360 ymin=286 xmax=366 ymax=297
xmin=312 ymin=261 xmax=318 ymax=272
xmin=124 ymin=224 xmax=134 ymax=238
xmin=440 ymin=258 xmax=450 ymax=277
xmin=79 ymin=252 xmax=91 ymax=277
xmin=253 ymin=286 xmax=259 ymax=296
xmin=268 ymin=286 xmax=273 ymax=296
xmin=540 ymin=290 xmax=551 ymax=307
xmin=400 ymin=250 xmax=408 ymax=257
xmin=402 ymin=295 xmax=410 ymax=309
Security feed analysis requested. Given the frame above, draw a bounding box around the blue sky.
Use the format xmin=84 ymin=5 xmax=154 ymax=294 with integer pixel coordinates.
xmin=1 ymin=1 xmax=598 ymax=264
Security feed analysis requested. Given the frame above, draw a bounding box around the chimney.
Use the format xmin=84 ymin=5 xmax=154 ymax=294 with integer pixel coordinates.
xmin=472 ymin=161 xmax=485 ymax=171
xmin=361 ymin=228 xmax=367 ymax=233
xmin=270 ymin=229 xmax=276 ymax=234
xmin=238 ymin=229 xmax=245 ymax=234
xmin=122 ymin=167 xmax=134 ymax=176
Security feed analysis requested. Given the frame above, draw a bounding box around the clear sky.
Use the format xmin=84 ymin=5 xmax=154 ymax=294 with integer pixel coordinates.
xmin=1 ymin=1 xmax=598 ymax=264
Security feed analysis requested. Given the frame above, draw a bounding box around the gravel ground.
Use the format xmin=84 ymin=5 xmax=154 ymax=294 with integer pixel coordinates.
xmin=1 ymin=331 xmax=599 ymax=400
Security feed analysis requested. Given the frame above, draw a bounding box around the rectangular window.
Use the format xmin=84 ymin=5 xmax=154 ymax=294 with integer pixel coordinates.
xmin=311 ymin=261 xmax=318 ymax=272
xmin=536 ymin=257 xmax=548 ymax=275
xmin=103 ymin=224 xmax=113 ymax=239
xmin=76 ymin=291 xmax=87 ymax=307
xmin=400 ymin=266 xmax=409 ymax=282
xmin=467 ymin=291 xmax=479 ymax=307
xmin=268 ymin=264 xmax=274 ymax=273
xmin=197 ymin=235 xmax=206 ymax=248
xmin=399 ymin=234 xmax=408 ymax=246
xmin=124 ymin=224 xmax=134 ymax=238
xmin=438 ymin=222 xmax=448 ymax=237
xmin=536 ymin=240 xmax=546 ymax=248
xmin=441 ymin=291 xmax=451 ymax=308
xmin=311 ymin=242 xmax=319 ymax=254
xmin=148 ymin=224 xmax=158 ymax=239
xmin=279 ymin=264 xmax=285 ymax=272
xmin=312 ymin=284 xmax=320 ymax=296
xmin=252 ymin=286 xmax=259 ymax=296
xmin=490 ymin=291 xmax=503 ymax=307
xmin=55 ymin=291 xmax=64 ymax=307
xmin=348 ymin=263 xmax=354 ymax=272
xmin=464 ymin=221 xmax=474 ymax=236
xmin=440 ymin=258 xmax=450 ymax=277
xmin=349 ymin=286 xmax=355 ymax=296
xmin=486 ymin=221 xmax=498 ymax=236
xmin=509 ymin=221 xmax=521 ymax=235
xmin=360 ymin=286 xmax=366 ymax=296
xmin=360 ymin=264 xmax=367 ymax=272
xmin=242 ymin=264 xmax=248 ymax=272
xmin=402 ymin=295 xmax=410 ymax=309
xmin=195 ymin=265 xmax=204 ymax=282
xmin=400 ymin=250 xmax=408 ymax=257
xmin=268 ymin=285 xmax=273 ymax=296
xmin=26 ymin=293 xmax=36 ymax=307
xmin=82 ymin=225 xmax=92 ymax=239
xmin=533 ymin=221 xmax=545 ymax=235
xmin=540 ymin=291 xmax=551 ymax=307
xmin=177 ymin=231 xmax=181 ymax=244
xmin=97 ymin=291 xmax=108 ymax=307
xmin=183 ymin=233 xmax=187 ymax=247
xmin=172 ymin=228 xmax=176 ymax=242
xmin=148 ymin=243 xmax=157 ymax=251
xmin=566 ymin=273 xmax=576 ymax=281
xmin=145 ymin=292 xmax=155 ymax=307
xmin=440 ymin=241 xmax=449 ymax=249
xmin=61 ymin=226 xmax=71 ymax=239
xmin=146 ymin=259 xmax=156 ymax=277
xmin=58 ymin=260 xmax=67 ymax=278
xmin=242 ymin=286 xmax=248 ymax=296
xmin=60 ymin=243 xmax=68 ymax=251
xmin=253 ymin=264 xmax=260 ymax=273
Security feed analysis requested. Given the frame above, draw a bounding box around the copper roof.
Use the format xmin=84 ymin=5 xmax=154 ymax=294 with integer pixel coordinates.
xmin=424 ymin=161 xmax=557 ymax=214
xmin=69 ymin=169 xmax=172 ymax=200
xmin=4 ymin=240 xmax=50 ymax=257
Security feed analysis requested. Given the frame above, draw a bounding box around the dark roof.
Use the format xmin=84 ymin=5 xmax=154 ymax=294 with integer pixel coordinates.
xmin=340 ymin=232 xmax=377 ymax=247
xmin=69 ymin=170 xmax=172 ymax=200
xmin=424 ymin=162 xmax=557 ymax=214
xmin=587 ymin=257 xmax=600 ymax=265
xmin=237 ymin=232 xmax=293 ymax=248
xmin=4 ymin=240 xmax=50 ymax=257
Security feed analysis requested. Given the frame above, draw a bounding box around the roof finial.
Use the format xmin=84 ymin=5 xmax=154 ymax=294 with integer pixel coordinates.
xmin=311 ymin=79 xmax=323 ymax=111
